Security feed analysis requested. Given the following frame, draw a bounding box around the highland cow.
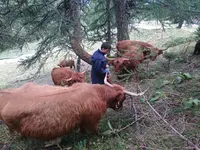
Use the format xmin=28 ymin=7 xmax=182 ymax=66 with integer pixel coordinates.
xmin=108 ymin=46 xmax=144 ymax=73
xmin=51 ymin=67 xmax=85 ymax=86
xmin=0 ymin=75 xmax=146 ymax=142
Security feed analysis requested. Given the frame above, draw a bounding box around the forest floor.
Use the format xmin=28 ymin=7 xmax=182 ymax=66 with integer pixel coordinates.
xmin=0 ymin=22 xmax=200 ymax=150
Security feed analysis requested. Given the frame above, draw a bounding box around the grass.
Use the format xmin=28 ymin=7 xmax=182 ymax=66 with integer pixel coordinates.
xmin=0 ymin=24 xmax=200 ymax=149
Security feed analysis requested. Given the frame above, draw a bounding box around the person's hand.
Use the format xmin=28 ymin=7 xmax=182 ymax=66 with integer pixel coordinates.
xmin=105 ymin=68 xmax=110 ymax=74
xmin=105 ymin=64 xmax=110 ymax=74
xmin=106 ymin=68 xmax=111 ymax=79
xmin=106 ymin=64 xmax=109 ymax=68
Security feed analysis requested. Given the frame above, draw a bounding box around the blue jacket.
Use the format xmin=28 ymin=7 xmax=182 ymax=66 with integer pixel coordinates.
xmin=91 ymin=49 xmax=107 ymax=84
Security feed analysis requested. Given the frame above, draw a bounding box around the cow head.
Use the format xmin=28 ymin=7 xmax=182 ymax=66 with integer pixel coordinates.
xmin=108 ymin=57 xmax=132 ymax=73
xmin=106 ymin=84 xmax=126 ymax=111
xmin=57 ymin=60 xmax=67 ymax=67
xmin=74 ymin=72 xmax=86 ymax=83
xmin=146 ymin=47 xmax=163 ymax=61
xmin=63 ymin=71 xmax=85 ymax=86
xmin=104 ymin=73 xmax=147 ymax=110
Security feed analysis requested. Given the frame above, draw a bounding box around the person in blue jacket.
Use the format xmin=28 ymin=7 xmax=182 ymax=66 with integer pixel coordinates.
xmin=91 ymin=42 xmax=111 ymax=84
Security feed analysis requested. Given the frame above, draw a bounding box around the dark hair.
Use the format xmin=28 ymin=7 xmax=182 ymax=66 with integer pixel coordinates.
xmin=101 ymin=42 xmax=111 ymax=50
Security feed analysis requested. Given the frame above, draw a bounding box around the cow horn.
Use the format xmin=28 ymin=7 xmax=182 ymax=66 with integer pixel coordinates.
xmin=104 ymin=73 xmax=148 ymax=96
xmin=122 ymin=58 xmax=130 ymax=61
xmin=104 ymin=73 xmax=113 ymax=87
xmin=123 ymin=88 xmax=148 ymax=96
xmin=65 ymin=77 xmax=72 ymax=82
xmin=105 ymin=56 xmax=116 ymax=61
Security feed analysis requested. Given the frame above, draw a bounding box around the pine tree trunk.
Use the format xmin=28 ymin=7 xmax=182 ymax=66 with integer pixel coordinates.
xmin=106 ymin=0 xmax=111 ymax=56
xmin=113 ymin=0 xmax=130 ymax=41
xmin=177 ymin=19 xmax=184 ymax=29
xmin=67 ymin=0 xmax=91 ymax=65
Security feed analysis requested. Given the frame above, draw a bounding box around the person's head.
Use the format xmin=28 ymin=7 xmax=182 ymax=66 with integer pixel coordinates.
xmin=101 ymin=42 xmax=111 ymax=54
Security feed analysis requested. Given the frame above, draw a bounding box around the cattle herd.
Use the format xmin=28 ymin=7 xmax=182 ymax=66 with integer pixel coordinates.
xmin=0 ymin=40 xmax=163 ymax=147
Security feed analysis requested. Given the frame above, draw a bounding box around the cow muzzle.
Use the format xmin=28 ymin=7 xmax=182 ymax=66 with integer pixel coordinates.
xmin=114 ymin=102 xmax=123 ymax=111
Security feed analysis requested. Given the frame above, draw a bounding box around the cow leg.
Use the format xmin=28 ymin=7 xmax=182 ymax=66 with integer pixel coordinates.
xmin=8 ymin=128 xmax=15 ymax=135
xmin=87 ymin=120 xmax=99 ymax=135
xmin=80 ymin=118 xmax=99 ymax=135
xmin=90 ymin=123 xmax=99 ymax=135
xmin=83 ymin=120 xmax=99 ymax=150
xmin=80 ymin=126 xmax=87 ymax=134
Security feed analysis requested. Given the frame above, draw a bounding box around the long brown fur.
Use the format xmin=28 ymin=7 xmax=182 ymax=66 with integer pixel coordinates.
xmin=51 ymin=67 xmax=85 ymax=86
xmin=116 ymin=40 xmax=163 ymax=60
xmin=0 ymin=83 xmax=125 ymax=140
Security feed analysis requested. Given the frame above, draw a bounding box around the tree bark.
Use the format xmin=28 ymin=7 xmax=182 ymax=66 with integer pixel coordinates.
xmin=68 ymin=0 xmax=91 ymax=65
xmin=106 ymin=0 xmax=111 ymax=56
xmin=177 ymin=19 xmax=184 ymax=29
xmin=106 ymin=0 xmax=111 ymax=43
xmin=71 ymin=39 xmax=91 ymax=64
xmin=113 ymin=0 xmax=130 ymax=41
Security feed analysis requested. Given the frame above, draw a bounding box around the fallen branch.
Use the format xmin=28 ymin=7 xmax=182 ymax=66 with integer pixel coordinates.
xmin=101 ymin=115 xmax=146 ymax=136
xmin=129 ymin=95 xmax=140 ymax=134
xmin=116 ymin=115 xmax=146 ymax=133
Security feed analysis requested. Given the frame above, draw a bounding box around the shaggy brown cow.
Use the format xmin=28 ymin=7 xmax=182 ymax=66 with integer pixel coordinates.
xmin=51 ymin=67 xmax=85 ymax=86
xmin=108 ymin=46 xmax=144 ymax=73
xmin=57 ymin=59 xmax=75 ymax=69
xmin=116 ymin=40 xmax=163 ymax=60
xmin=116 ymin=40 xmax=154 ymax=55
xmin=0 ymin=75 xmax=146 ymax=142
